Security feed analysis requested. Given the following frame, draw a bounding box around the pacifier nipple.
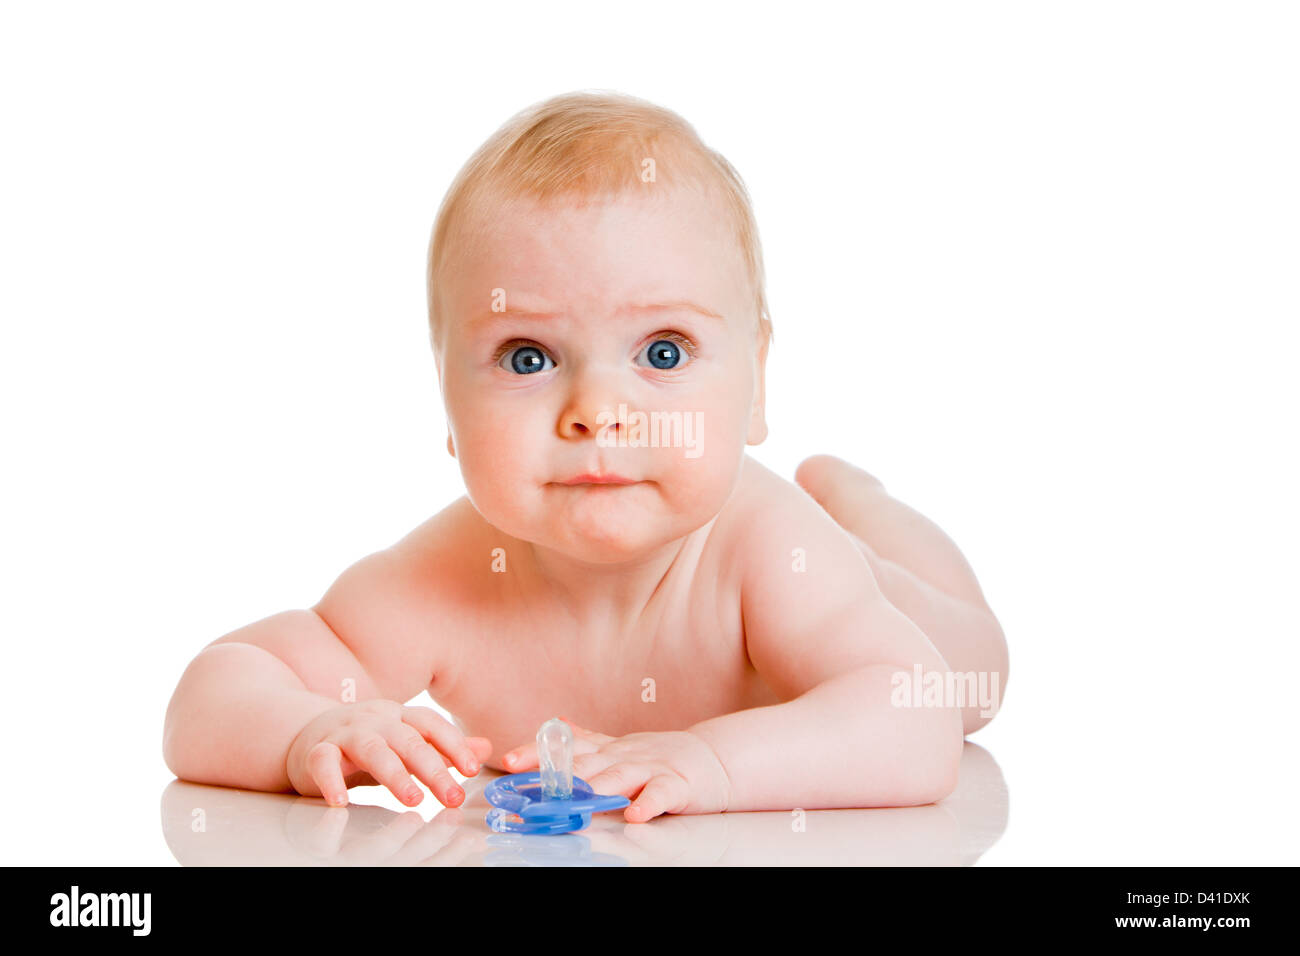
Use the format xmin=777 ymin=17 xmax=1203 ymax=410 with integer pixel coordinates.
xmin=538 ymin=717 xmax=574 ymax=801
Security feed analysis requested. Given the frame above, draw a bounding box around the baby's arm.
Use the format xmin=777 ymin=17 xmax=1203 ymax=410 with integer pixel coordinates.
xmin=163 ymin=607 xmax=372 ymax=792
xmin=688 ymin=500 xmax=964 ymax=810
xmin=163 ymin=543 xmax=483 ymax=805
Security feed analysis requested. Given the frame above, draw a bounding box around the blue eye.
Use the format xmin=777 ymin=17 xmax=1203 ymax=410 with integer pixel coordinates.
xmin=500 ymin=345 xmax=555 ymax=375
xmin=640 ymin=338 xmax=689 ymax=370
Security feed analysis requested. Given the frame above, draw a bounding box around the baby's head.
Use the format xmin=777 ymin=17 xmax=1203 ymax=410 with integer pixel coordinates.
xmin=427 ymin=90 xmax=772 ymax=563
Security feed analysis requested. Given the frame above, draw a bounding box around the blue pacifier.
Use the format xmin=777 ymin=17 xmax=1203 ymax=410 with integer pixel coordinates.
xmin=485 ymin=718 xmax=629 ymax=834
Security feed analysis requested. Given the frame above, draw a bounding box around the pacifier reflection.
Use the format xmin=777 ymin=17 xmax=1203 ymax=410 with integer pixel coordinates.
xmin=484 ymin=832 xmax=628 ymax=866
xmin=160 ymin=742 xmax=1008 ymax=866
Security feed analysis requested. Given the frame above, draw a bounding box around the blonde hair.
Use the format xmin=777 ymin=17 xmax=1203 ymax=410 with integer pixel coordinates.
xmin=426 ymin=89 xmax=772 ymax=352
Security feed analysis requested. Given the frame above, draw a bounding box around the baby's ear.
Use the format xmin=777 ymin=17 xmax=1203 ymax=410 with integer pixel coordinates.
xmin=746 ymin=331 xmax=771 ymax=446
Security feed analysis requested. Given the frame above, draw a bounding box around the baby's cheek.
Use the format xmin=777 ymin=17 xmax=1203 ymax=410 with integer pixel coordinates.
xmin=457 ymin=439 xmax=539 ymax=529
xmin=659 ymin=450 xmax=741 ymax=517
xmin=686 ymin=398 xmax=748 ymax=466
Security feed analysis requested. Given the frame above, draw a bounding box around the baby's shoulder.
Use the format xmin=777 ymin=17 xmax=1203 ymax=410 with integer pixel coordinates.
xmin=712 ymin=455 xmax=869 ymax=589
xmin=389 ymin=495 xmax=500 ymax=595
xmin=717 ymin=455 xmax=849 ymax=547
xmin=318 ymin=496 xmax=488 ymax=618
xmin=307 ymin=496 xmax=490 ymax=700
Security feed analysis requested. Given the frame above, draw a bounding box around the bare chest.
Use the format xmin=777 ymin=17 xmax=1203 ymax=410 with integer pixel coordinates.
xmin=428 ymin=594 xmax=780 ymax=768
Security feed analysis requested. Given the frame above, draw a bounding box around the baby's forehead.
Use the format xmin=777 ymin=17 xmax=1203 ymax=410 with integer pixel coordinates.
xmin=448 ymin=190 xmax=745 ymax=294
xmin=466 ymin=185 xmax=730 ymax=242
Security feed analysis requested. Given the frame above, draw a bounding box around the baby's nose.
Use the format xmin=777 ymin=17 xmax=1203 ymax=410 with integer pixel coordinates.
xmin=556 ymin=369 xmax=626 ymax=440
xmin=558 ymin=402 xmax=621 ymax=439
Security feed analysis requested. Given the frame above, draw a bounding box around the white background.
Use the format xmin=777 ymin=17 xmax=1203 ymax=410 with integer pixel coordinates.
xmin=2 ymin=1 xmax=1296 ymax=865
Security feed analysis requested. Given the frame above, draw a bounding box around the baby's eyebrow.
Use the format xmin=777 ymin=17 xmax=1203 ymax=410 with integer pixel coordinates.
xmin=622 ymin=300 xmax=724 ymax=321
xmin=471 ymin=300 xmax=724 ymax=327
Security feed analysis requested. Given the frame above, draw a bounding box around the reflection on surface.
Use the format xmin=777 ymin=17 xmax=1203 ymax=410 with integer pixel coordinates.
xmin=160 ymin=742 xmax=1007 ymax=866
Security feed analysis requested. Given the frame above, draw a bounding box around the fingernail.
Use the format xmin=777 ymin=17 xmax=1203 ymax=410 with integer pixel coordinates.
xmin=449 ymin=787 xmax=464 ymax=803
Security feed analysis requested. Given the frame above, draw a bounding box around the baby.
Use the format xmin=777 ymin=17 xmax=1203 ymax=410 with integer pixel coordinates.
xmin=163 ymin=90 xmax=1008 ymax=822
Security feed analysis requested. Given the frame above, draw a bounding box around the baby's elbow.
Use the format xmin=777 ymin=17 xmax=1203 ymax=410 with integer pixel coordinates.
xmin=162 ymin=729 xmax=189 ymax=783
xmin=162 ymin=707 xmax=196 ymax=782
xmin=901 ymin=754 xmax=960 ymax=807
xmin=937 ymin=716 xmax=964 ymax=800
xmin=900 ymin=708 xmax=963 ymax=806
xmin=920 ymin=754 xmax=961 ymax=805
xmin=962 ymin=614 xmax=1008 ymax=736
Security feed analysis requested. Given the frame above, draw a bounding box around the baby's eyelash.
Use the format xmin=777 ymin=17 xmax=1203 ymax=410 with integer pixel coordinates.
xmin=490 ymin=338 xmax=540 ymax=364
xmin=649 ymin=330 xmax=697 ymax=357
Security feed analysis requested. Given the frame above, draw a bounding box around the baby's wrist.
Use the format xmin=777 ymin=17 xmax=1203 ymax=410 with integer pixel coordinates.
xmin=684 ymin=729 xmax=732 ymax=813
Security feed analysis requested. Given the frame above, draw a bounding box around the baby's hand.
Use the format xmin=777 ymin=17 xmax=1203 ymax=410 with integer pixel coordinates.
xmin=286 ymin=700 xmax=491 ymax=809
xmin=502 ymin=719 xmax=731 ymax=822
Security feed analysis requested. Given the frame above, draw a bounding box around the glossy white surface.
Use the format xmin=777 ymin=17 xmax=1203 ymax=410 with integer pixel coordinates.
xmin=158 ymin=744 xmax=1007 ymax=867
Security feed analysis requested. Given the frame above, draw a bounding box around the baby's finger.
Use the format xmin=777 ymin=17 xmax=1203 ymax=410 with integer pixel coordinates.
xmin=503 ymin=726 xmax=604 ymax=771
xmin=384 ymin=722 xmax=464 ymax=808
xmin=339 ymin=732 xmax=423 ymax=807
xmin=307 ymin=740 xmax=350 ymax=807
xmin=585 ymin=762 xmax=653 ymax=801
xmin=501 ymin=744 xmax=537 ymax=772
xmin=400 ymin=706 xmax=481 ymax=776
xmin=624 ymin=774 xmax=684 ymax=823
xmin=572 ymin=751 xmax=616 ymax=783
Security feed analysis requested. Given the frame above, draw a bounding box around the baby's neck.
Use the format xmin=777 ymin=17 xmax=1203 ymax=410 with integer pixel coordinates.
xmin=520 ymin=518 xmax=717 ymax=637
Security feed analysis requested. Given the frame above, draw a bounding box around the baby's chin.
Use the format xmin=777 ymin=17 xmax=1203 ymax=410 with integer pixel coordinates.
xmin=510 ymin=481 xmax=702 ymax=563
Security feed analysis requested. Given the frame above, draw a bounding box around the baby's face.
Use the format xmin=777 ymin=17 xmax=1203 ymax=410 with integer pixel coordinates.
xmin=437 ymin=187 xmax=767 ymax=563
